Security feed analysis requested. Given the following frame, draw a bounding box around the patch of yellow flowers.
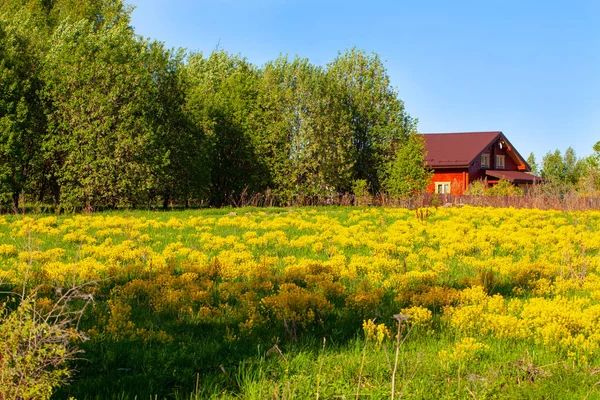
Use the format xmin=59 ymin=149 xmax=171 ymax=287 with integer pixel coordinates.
xmin=363 ymin=319 xmax=390 ymax=345
xmin=439 ymin=337 xmax=490 ymax=364
xmin=1 ymin=207 xmax=600 ymax=361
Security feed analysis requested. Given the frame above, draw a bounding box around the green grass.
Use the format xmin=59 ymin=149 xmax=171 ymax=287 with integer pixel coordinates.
xmin=59 ymin=333 xmax=600 ymax=399
xmin=0 ymin=207 xmax=599 ymax=399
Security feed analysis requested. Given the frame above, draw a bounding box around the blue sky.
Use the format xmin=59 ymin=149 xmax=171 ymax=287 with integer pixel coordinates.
xmin=128 ymin=0 xmax=599 ymax=160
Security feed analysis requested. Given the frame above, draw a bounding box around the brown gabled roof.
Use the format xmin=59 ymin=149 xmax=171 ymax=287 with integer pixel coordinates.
xmin=486 ymin=170 xmax=544 ymax=183
xmin=422 ymin=131 xmax=502 ymax=168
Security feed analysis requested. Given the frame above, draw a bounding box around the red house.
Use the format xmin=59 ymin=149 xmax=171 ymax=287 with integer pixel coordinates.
xmin=422 ymin=131 xmax=543 ymax=195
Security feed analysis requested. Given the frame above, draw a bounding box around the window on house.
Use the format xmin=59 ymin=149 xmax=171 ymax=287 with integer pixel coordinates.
xmin=481 ymin=154 xmax=489 ymax=168
xmin=435 ymin=182 xmax=450 ymax=194
xmin=496 ymin=155 xmax=505 ymax=169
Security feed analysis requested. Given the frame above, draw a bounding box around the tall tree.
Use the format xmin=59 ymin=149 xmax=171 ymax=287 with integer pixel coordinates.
xmin=1 ymin=0 xmax=138 ymax=208
xmin=326 ymin=48 xmax=417 ymax=192
xmin=0 ymin=19 xmax=45 ymax=209
xmin=564 ymin=147 xmax=584 ymax=186
xmin=185 ymin=51 xmax=265 ymax=206
xmin=541 ymin=147 xmax=584 ymax=193
xmin=593 ymin=141 xmax=600 ymax=166
xmin=541 ymin=150 xmax=566 ymax=183
xmin=255 ymin=56 xmax=328 ymax=202
xmin=42 ymin=16 xmax=160 ymax=209
xmin=526 ymin=152 xmax=539 ymax=176
xmin=0 ymin=0 xmax=131 ymax=45
xmin=2 ymin=0 xmax=425 ymax=207
xmin=382 ymin=133 xmax=432 ymax=198
xmin=309 ymin=67 xmax=354 ymax=194
xmin=146 ymin=43 xmax=208 ymax=208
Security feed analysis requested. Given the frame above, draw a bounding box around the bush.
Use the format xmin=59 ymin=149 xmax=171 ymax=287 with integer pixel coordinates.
xmin=487 ymin=179 xmax=523 ymax=196
xmin=467 ymin=179 xmax=488 ymax=196
xmin=352 ymin=179 xmax=370 ymax=206
xmin=0 ymin=287 xmax=92 ymax=399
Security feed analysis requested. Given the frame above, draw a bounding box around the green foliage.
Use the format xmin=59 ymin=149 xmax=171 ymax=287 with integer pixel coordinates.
xmin=0 ymin=294 xmax=89 ymax=399
xmin=577 ymin=167 xmax=600 ymax=196
xmin=526 ymin=152 xmax=539 ymax=176
xmin=0 ymin=18 xmax=45 ymax=208
xmin=42 ymin=17 xmax=165 ymax=209
xmin=148 ymin=43 xmax=208 ymax=207
xmin=487 ymin=179 xmax=523 ymax=196
xmin=541 ymin=150 xmax=566 ymax=183
xmin=467 ymin=179 xmax=524 ymax=196
xmin=255 ymin=55 xmax=347 ymax=202
xmin=352 ymin=179 xmax=368 ymax=197
xmin=564 ymin=147 xmax=584 ymax=186
xmin=0 ymin=299 xmax=65 ymax=399
xmin=185 ymin=51 xmax=267 ymax=206
xmin=327 ymin=48 xmax=417 ymax=192
xmin=467 ymin=179 xmax=488 ymax=196
xmin=6 ymin=0 xmax=600 ymax=211
xmin=541 ymin=147 xmax=585 ymax=193
xmin=0 ymin=2 xmax=426 ymax=209
xmin=578 ymin=143 xmax=600 ymax=195
xmin=352 ymin=179 xmax=370 ymax=206
xmin=382 ymin=134 xmax=432 ymax=198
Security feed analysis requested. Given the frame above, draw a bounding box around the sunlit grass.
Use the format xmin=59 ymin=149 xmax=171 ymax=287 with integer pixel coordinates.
xmin=1 ymin=206 xmax=600 ymax=398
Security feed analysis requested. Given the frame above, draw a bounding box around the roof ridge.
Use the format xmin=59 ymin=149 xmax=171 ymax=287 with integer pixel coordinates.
xmin=421 ymin=131 xmax=502 ymax=135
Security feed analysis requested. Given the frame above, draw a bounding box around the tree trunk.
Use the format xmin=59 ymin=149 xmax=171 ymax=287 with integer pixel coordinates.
xmin=12 ymin=191 xmax=19 ymax=213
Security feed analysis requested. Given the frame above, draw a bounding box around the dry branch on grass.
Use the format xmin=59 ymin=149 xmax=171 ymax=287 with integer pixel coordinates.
xmin=0 ymin=283 xmax=94 ymax=400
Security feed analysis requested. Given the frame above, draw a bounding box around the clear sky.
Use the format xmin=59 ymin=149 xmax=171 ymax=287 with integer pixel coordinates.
xmin=128 ymin=0 xmax=599 ymax=160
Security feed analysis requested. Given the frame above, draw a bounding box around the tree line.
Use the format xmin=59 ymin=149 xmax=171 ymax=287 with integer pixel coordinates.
xmin=527 ymin=143 xmax=600 ymax=196
xmin=0 ymin=0 xmax=431 ymax=211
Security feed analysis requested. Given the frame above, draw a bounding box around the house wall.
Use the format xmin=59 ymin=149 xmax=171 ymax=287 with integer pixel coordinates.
xmin=468 ymin=141 xmax=521 ymax=185
xmin=493 ymin=145 xmax=519 ymax=170
xmin=427 ymin=169 xmax=468 ymax=195
xmin=469 ymin=152 xmax=486 ymax=182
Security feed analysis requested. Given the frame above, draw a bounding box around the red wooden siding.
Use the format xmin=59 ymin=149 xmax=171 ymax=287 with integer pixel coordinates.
xmin=427 ymin=169 xmax=468 ymax=195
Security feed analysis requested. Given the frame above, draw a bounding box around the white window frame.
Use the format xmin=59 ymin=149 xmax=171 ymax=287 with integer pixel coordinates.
xmin=496 ymin=155 xmax=505 ymax=169
xmin=481 ymin=154 xmax=490 ymax=168
xmin=435 ymin=182 xmax=450 ymax=194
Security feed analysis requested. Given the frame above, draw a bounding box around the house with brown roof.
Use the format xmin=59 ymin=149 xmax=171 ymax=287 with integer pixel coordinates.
xmin=422 ymin=131 xmax=543 ymax=195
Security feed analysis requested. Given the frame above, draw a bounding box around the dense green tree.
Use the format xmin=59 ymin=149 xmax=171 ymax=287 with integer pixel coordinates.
xmin=578 ymin=164 xmax=600 ymax=195
xmin=593 ymin=141 xmax=600 ymax=165
xmin=0 ymin=0 xmax=427 ymax=208
xmin=541 ymin=150 xmax=565 ymax=182
xmin=0 ymin=0 xmax=130 ymax=44
xmin=564 ymin=147 xmax=584 ymax=186
xmin=0 ymin=20 xmax=45 ymax=208
xmin=308 ymin=68 xmax=355 ymax=195
xmin=146 ymin=43 xmax=208 ymax=208
xmin=326 ymin=48 xmax=417 ymax=192
xmin=185 ymin=51 xmax=265 ymax=206
xmin=255 ymin=56 xmax=329 ymax=202
xmin=42 ymin=17 xmax=160 ymax=209
xmin=382 ymin=134 xmax=432 ymax=198
xmin=541 ymin=147 xmax=585 ymax=193
xmin=1 ymin=0 xmax=136 ymax=208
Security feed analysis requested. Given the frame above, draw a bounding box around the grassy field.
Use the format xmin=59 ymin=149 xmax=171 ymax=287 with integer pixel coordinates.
xmin=1 ymin=206 xmax=600 ymax=399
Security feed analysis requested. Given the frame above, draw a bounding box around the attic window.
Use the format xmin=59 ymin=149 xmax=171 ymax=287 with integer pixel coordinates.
xmin=481 ymin=154 xmax=489 ymax=168
xmin=496 ymin=155 xmax=505 ymax=169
